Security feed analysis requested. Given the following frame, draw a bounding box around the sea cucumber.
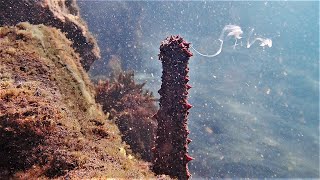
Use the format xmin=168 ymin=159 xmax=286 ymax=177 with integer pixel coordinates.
xmin=153 ymin=35 xmax=194 ymax=179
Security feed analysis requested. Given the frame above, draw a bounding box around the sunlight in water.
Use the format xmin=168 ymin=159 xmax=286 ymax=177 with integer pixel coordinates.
xmin=191 ymin=25 xmax=272 ymax=58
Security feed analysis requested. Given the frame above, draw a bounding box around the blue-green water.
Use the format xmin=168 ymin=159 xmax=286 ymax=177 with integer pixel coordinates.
xmin=79 ymin=1 xmax=319 ymax=178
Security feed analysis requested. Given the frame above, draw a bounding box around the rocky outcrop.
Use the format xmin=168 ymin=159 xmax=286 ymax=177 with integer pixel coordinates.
xmin=0 ymin=23 xmax=154 ymax=179
xmin=0 ymin=0 xmax=100 ymax=71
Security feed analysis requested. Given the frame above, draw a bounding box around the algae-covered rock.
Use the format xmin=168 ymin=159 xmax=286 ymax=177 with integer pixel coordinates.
xmin=0 ymin=0 xmax=100 ymax=71
xmin=0 ymin=22 xmax=155 ymax=179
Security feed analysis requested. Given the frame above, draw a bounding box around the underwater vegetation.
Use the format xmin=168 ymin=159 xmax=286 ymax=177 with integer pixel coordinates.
xmin=0 ymin=22 xmax=156 ymax=179
xmin=95 ymin=72 xmax=157 ymax=162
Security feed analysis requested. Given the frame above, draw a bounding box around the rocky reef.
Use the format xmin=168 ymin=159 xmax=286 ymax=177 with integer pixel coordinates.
xmin=0 ymin=22 xmax=155 ymax=179
xmin=0 ymin=0 xmax=100 ymax=71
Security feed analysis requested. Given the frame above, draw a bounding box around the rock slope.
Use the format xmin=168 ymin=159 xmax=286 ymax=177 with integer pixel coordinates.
xmin=0 ymin=22 xmax=154 ymax=179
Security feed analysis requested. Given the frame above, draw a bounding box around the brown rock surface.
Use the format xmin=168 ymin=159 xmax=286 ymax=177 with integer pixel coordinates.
xmin=0 ymin=0 xmax=100 ymax=71
xmin=0 ymin=22 xmax=154 ymax=179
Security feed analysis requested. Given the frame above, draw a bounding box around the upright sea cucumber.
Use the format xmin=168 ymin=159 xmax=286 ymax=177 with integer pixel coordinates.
xmin=153 ymin=35 xmax=194 ymax=179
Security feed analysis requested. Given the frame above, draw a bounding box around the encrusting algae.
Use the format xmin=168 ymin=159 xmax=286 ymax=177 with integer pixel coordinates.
xmin=0 ymin=0 xmax=101 ymax=71
xmin=0 ymin=22 xmax=157 ymax=179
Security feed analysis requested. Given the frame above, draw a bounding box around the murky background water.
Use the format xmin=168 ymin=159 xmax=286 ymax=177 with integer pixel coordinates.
xmin=79 ymin=1 xmax=319 ymax=178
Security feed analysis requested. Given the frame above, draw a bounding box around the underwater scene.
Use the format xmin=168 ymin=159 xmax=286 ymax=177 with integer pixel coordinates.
xmin=0 ymin=0 xmax=318 ymax=179
xmin=79 ymin=1 xmax=319 ymax=178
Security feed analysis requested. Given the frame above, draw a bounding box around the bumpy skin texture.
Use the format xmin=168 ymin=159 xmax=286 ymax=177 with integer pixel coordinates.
xmin=153 ymin=35 xmax=194 ymax=179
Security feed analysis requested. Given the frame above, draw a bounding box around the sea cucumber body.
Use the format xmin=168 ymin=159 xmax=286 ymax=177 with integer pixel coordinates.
xmin=153 ymin=35 xmax=193 ymax=179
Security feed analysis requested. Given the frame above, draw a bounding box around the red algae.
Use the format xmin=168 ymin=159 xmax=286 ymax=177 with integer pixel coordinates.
xmin=95 ymin=72 xmax=158 ymax=162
